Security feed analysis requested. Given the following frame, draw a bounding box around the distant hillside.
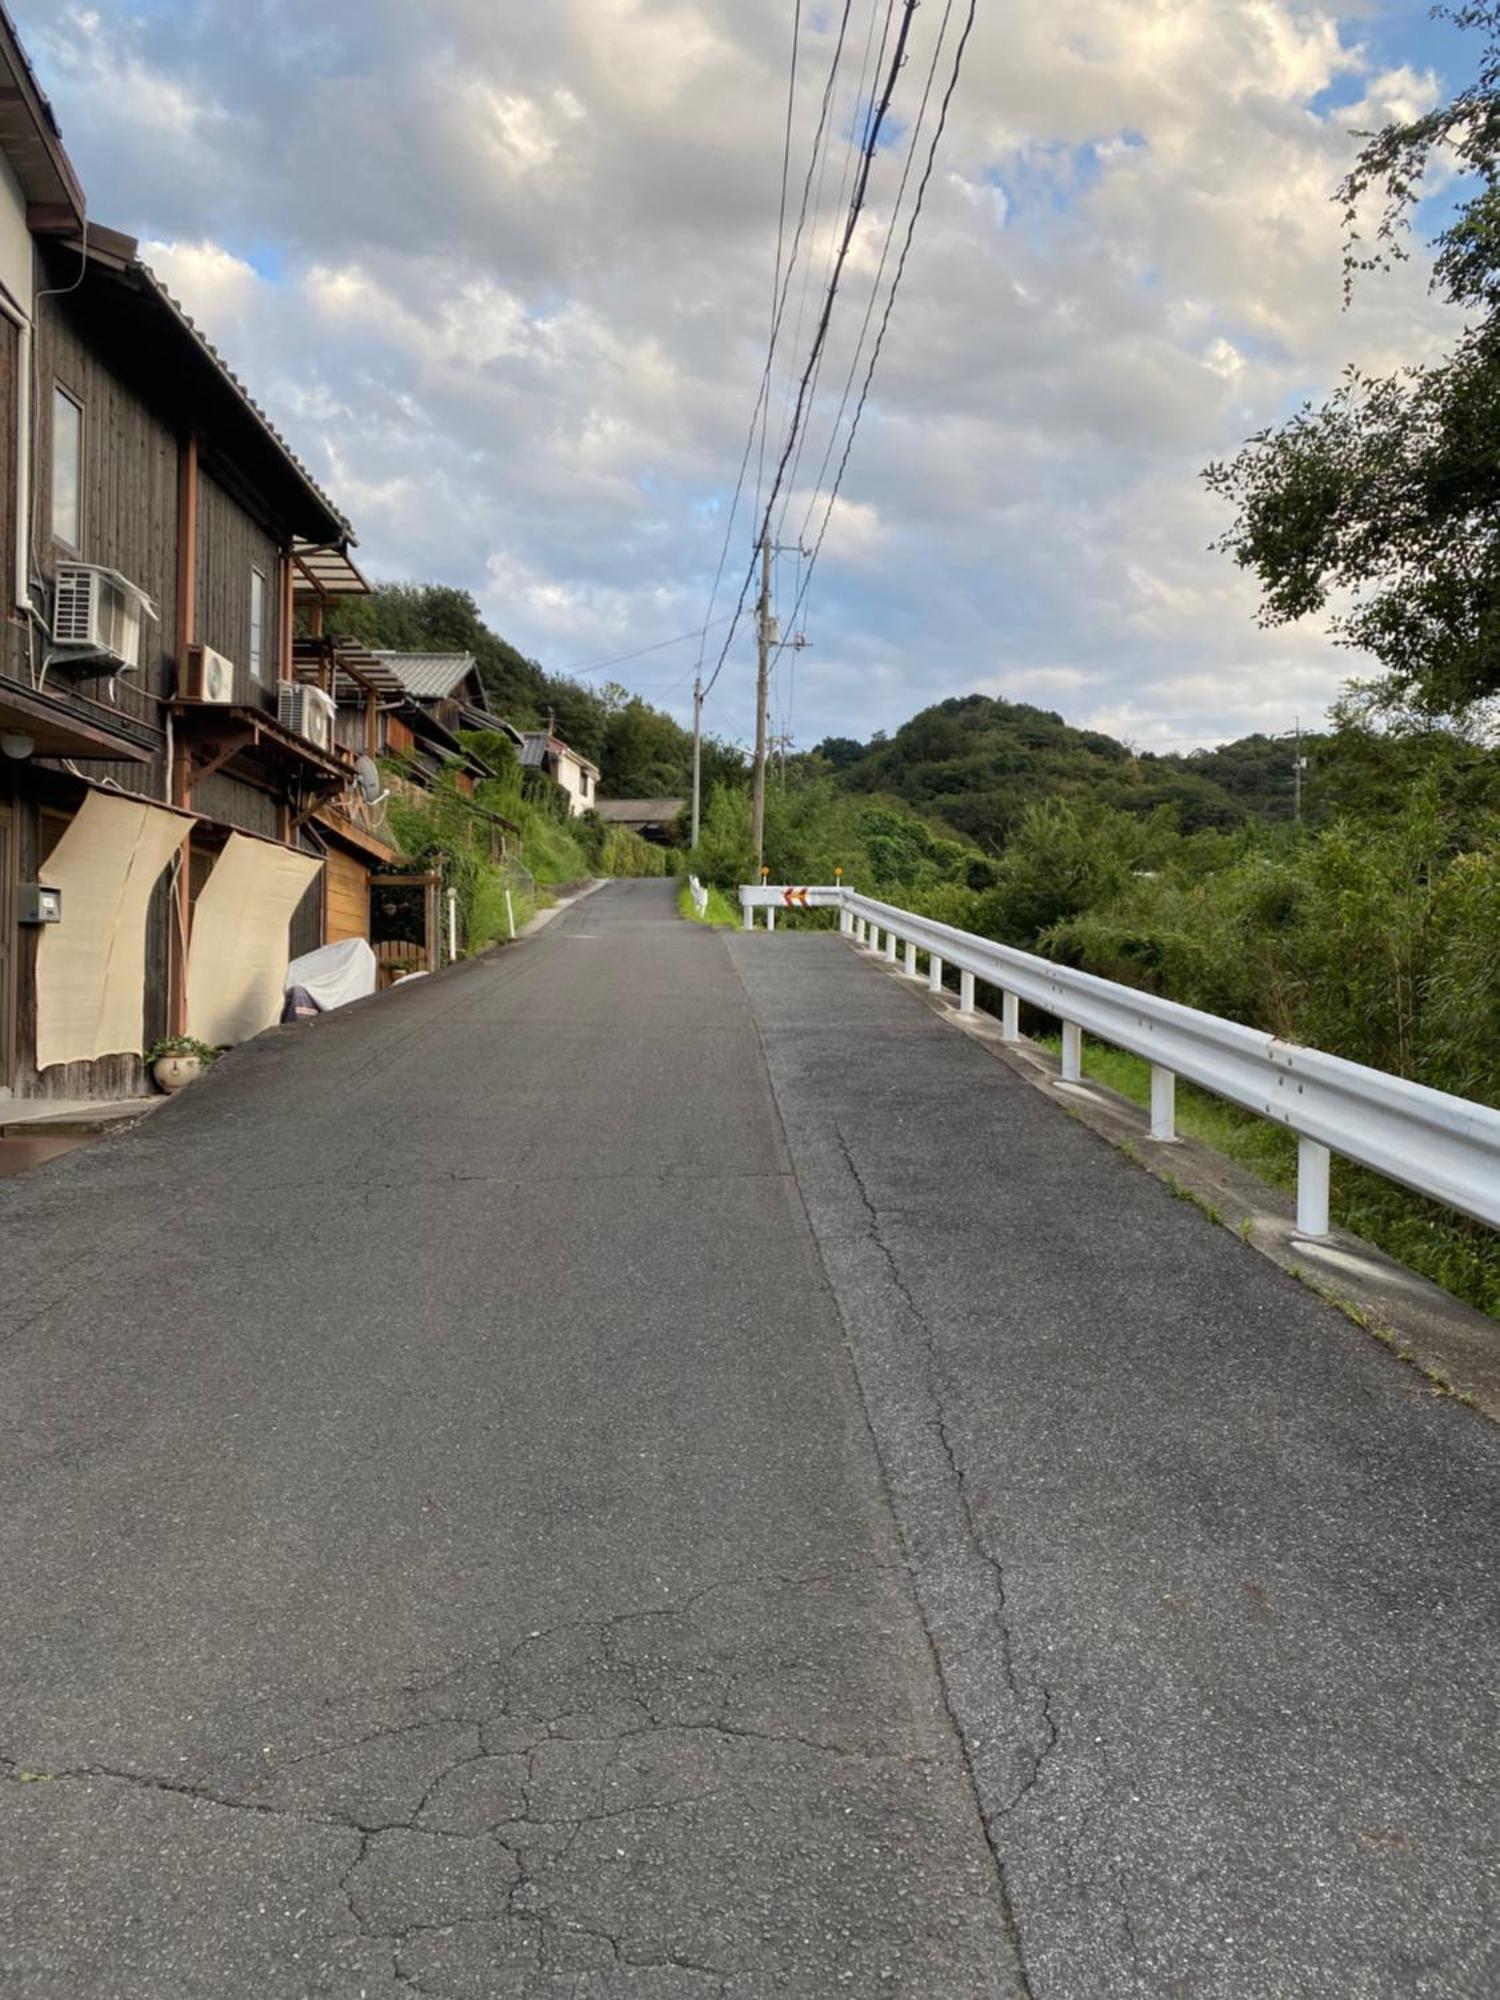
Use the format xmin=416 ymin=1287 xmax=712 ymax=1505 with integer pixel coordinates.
xmin=814 ymin=695 xmax=1303 ymax=847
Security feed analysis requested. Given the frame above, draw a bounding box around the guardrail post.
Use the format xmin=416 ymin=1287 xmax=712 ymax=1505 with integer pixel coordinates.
xmin=929 ymin=952 xmax=944 ymax=993
xmin=869 ymin=924 xmax=880 ymax=952
xmin=1001 ymin=991 xmax=1020 ymax=1041
xmin=884 ymin=931 xmax=898 ymax=963
xmin=1297 ymin=1138 xmax=1331 ymax=1238
xmin=1150 ymin=1065 xmax=1176 ymax=1142
xmin=959 ymin=970 xmax=975 ymax=1015
xmin=904 ymin=940 xmax=917 ymax=977
xmin=766 ymin=905 xmax=776 ymax=932
xmin=743 ymin=902 xmax=753 ymax=932
xmin=1061 ymin=1021 xmax=1083 ymax=1082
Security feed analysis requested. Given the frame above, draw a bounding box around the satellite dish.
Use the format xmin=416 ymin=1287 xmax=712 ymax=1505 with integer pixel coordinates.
xmin=355 ymin=755 xmax=383 ymax=805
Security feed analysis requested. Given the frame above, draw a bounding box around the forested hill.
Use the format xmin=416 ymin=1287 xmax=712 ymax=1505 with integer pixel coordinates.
xmin=814 ymin=695 xmax=1306 ymax=846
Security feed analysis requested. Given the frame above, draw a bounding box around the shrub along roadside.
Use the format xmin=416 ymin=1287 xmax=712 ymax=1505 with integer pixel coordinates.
xmin=677 ymin=881 xmax=738 ymax=927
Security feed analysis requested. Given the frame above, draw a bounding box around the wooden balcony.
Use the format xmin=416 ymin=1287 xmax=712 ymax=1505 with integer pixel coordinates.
xmin=0 ymin=666 xmax=157 ymax=763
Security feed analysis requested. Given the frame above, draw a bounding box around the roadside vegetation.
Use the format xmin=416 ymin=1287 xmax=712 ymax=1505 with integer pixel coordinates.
xmin=677 ymin=880 xmax=738 ymax=927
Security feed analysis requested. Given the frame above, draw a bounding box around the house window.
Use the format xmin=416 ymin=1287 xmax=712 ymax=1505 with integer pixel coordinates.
xmin=249 ymin=566 xmax=266 ymax=680
xmin=51 ymin=387 xmax=82 ymax=549
xmin=579 ymin=769 xmax=589 ymax=799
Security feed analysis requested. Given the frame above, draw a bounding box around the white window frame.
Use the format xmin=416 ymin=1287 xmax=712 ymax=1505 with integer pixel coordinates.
xmin=51 ymin=384 xmax=83 ymax=552
xmin=249 ymin=565 xmax=266 ymax=681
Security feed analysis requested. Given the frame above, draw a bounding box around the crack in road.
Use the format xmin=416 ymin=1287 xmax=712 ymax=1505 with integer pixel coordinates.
xmin=821 ymin=1116 xmax=1063 ymax=2000
xmin=2 ymin=1555 xmax=954 ymax=1997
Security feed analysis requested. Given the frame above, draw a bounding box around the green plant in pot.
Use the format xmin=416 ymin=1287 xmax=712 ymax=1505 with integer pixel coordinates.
xmin=143 ymin=1035 xmax=219 ymax=1094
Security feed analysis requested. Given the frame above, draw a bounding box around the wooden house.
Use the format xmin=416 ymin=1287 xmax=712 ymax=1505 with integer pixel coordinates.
xmin=0 ymin=11 xmax=367 ymax=1102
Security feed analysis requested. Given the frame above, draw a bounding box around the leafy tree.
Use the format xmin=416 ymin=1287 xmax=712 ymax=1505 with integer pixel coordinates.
xmin=327 ymin=583 xmax=548 ymax=718
xmin=1206 ymin=4 xmax=1500 ymax=719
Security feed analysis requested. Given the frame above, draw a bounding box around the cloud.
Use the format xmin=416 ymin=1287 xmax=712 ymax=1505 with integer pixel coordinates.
xmin=16 ymin=0 xmax=1468 ymax=753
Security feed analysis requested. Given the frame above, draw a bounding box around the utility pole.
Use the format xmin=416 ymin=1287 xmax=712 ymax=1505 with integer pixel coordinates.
xmin=690 ymin=675 xmax=703 ymax=849
xmin=1293 ymin=716 xmax=1304 ymax=823
xmin=751 ymin=533 xmax=772 ymax=874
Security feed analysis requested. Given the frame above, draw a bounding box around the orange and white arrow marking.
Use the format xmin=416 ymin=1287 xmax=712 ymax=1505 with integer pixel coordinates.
xmin=781 ymin=887 xmax=810 ymax=908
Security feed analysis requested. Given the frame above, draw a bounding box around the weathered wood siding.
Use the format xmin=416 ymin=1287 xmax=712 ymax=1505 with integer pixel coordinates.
xmin=290 ymin=831 xmax=324 ymax=961
xmin=32 ymin=292 xmax=176 ymax=801
xmin=2 ymin=289 xmax=318 ymax=1098
xmin=191 ymin=770 xmax=279 ymax=841
xmin=196 ymin=469 xmax=282 ymax=710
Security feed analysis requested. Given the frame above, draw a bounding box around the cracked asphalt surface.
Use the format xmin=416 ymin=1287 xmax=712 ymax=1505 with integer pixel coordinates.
xmin=1 ymin=879 xmax=1496 ymax=1997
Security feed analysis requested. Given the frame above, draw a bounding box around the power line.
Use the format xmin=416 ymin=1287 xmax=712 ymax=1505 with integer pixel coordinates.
xmin=773 ymin=0 xmax=887 ymax=538
xmin=777 ymin=0 xmax=979 ymax=657
xmin=754 ymin=0 xmax=804 ymax=528
xmin=556 ymin=612 xmax=736 ymax=679
xmin=776 ymin=0 xmax=900 ymax=549
xmin=696 ymin=1 xmax=857 ymax=703
xmin=704 ymin=0 xmax=920 ymax=703
xmin=795 ymin=0 xmax=959 ymax=554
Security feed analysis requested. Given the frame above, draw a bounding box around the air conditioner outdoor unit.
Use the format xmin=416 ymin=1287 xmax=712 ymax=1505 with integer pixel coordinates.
xmin=186 ymin=645 xmax=235 ymax=704
xmin=278 ymin=681 xmax=333 ymax=752
xmin=52 ymin=563 xmax=155 ymax=672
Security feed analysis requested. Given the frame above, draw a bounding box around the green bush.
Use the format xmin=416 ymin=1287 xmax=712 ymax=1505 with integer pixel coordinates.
xmin=677 ymin=881 xmax=738 ymax=926
xmin=598 ymin=824 xmax=669 ymax=877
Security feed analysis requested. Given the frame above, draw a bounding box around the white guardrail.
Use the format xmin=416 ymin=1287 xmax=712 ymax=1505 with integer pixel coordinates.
xmin=739 ymin=882 xmax=1500 ymax=1241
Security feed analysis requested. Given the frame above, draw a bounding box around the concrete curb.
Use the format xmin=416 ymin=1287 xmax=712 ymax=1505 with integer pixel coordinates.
xmin=849 ymin=936 xmax=1500 ymax=1424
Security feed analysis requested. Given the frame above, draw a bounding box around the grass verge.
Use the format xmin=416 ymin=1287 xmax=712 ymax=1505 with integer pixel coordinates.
xmin=677 ymin=882 xmax=739 ymax=927
xmin=1041 ymin=1034 xmax=1500 ymax=1321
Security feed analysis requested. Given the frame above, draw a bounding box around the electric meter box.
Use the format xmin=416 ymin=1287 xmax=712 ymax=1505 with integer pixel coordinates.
xmin=18 ymin=884 xmax=61 ymax=925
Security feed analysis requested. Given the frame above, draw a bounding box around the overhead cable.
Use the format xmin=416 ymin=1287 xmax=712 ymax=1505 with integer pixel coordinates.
xmin=696 ymin=1 xmax=855 ymax=699
xmin=776 ymin=0 xmax=979 ymax=657
xmin=794 ymin=0 xmax=960 ymax=555
xmin=703 ymin=0 xmax=920 ymax=701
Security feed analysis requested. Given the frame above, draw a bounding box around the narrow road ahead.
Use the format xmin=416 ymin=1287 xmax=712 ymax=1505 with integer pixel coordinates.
xmin=1 ymin=879 xmax=1495 ymax=1998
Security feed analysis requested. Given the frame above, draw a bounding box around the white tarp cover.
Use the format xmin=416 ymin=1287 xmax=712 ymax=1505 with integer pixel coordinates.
xmin=35 ymin=790 xmax=193 ymax=1072
xmin=284 ymin=936 xmax=377 ymax=1011
xmin=187 ymin=832 xmax=322 ymax=1046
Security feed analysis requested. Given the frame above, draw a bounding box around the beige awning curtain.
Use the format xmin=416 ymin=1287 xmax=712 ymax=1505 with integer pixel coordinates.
xmin=187 ymin=832 xmax=322 ymax=1047
xmin=35 ymin=791 xmax=193 ymax=1073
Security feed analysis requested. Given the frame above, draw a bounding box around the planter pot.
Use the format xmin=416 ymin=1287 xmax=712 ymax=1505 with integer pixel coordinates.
xmin=152 ymin=1054 xmax=202 ymax=1094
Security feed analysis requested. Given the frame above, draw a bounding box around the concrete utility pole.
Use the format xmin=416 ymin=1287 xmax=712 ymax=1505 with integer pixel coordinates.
xmin=751 ymin=533 xmax=772 ymax=874
xmin=1294 ymin=717 xmax=1304 ymax=823
xmin=690 ymin=675 xmax=703 ymax=848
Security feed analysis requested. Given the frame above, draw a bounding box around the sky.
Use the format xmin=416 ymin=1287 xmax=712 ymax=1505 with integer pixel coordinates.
xmin=16 ymin=0 xmax=1474 ymax=754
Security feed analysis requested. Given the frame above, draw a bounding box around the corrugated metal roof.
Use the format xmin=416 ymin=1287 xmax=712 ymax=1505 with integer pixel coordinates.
xmin=521 ymin=730 xmax=600 ymax=775
xmin=292 ymin=541 xmax=370 ymax=599
xmin=369 ymin=652 xmax=483 ymax=700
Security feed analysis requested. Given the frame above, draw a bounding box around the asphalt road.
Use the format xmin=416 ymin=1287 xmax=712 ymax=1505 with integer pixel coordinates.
xmin=1 ymin=879 xmax=1495 ymax=1998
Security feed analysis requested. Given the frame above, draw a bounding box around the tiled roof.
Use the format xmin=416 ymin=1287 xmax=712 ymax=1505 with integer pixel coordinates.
xmin=369 ymin=652 xmax=483 ymax=700
xmin=593 ymin=799 xmax=684 ymax=823
xmin=137 ymin=261 xmax=353 ymax=541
